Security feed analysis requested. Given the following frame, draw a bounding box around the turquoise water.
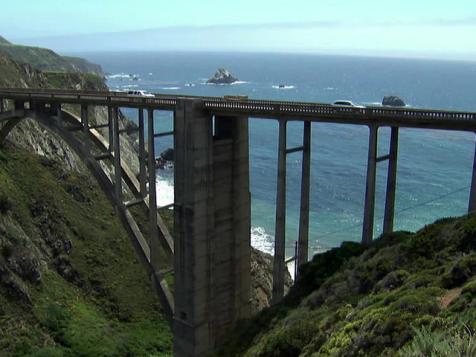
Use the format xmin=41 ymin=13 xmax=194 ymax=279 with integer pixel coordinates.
xmin=76 ymin=51 xmax=476 ymax=257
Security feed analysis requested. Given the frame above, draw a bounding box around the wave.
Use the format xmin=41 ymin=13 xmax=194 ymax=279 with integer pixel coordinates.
xmin=160 ymin=86 xmax=181 ymax=90
xmin=250 ymin=226 xmax=275 ymax=255
xmin=272 ymin=85 xmax=295 ymax=90
xmin=121 ymin=84 xmax=139 ymax=88
xmin=324 ymin=87 xmax=336 ymax=91
xmin=107 ymin=73 xmax=133 ymax=79
xmin=155 ymin=172 xmax=174 ymax=208
xmin=204 ymin=81 xmax=249 ymax=86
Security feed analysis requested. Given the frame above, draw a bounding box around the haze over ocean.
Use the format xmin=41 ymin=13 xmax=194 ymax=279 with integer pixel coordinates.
xmin=78 ymin=51 xmax=476 ymax=259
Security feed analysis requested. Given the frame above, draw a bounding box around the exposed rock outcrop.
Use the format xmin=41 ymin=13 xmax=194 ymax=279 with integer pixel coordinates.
xmin=207 ymin=68 xmax=239 ymax=84
xmin=250 ymin=248 xmax=293 ymax=313
xmin=382 ymin=95 xmax=406 ymax=107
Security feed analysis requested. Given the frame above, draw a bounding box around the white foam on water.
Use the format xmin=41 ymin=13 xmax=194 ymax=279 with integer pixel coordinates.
xmin=155 ymin=172 xmax=174 ymax=207
xmin=251 ymin=226 xmax=296 ymax=280
xmin=160 ymin=87 xmax=181 ymax=90
xmin=107 ymin=73 xmax=133 ymax=79
xmin=251 ymin=226 xmax=275 ymax=255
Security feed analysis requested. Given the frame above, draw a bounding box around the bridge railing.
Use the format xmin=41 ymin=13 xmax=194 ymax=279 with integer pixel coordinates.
xmin=1 ymin=87 xmax=475 ymax=124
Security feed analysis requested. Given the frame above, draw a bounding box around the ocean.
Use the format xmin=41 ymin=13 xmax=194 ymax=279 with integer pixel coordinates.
xmin=74 ymin=51 xmax=476 ymax=262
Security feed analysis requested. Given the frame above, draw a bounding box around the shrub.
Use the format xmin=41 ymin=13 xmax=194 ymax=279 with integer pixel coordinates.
xmin=399 ymin=324 xmax=476 ymax=357
xmin=442 ymin=254 xmax=476 ymax=289
xmin=0 ymin=193 xmax=12 ymax=214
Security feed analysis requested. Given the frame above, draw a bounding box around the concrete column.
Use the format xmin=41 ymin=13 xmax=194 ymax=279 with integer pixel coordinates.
xmin=174 ymin=99 xmax=214 ymax=357
xmin=147 ymin=108 xmax=160 ymax=271
xmin=212 ymin=114 xmax=251 ymax=343
xmin=272 ymin=119 xmax=287 ymax=304
xmin=81 ymin=105 xmax=89 ymax=152
xmin=81 ymin=105 xmax=89 ymax=134
xmin=108 ymin=106 xmax=114 ymax=152
xmin=174 ymin=99 xmax=251 ymax=356
xmin=383 ymin=127 xmax=399 ymax=233
xmin=468 ymin=133 xmax=476 ymax=213
xmin=362 ymin=125 xmax=378 ymax=244
xmin=112 ymin=107 xmax=123 ymax=204
xmin=138 ymin=108 xmax=147 ymax=198
xmin=297 ymin=121 xmax=311 ymax=277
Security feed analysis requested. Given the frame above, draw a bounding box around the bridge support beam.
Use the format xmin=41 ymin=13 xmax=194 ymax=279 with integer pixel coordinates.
xmin=107 ymin=106 xmax=114 ymax=152
xmin=138 ymin=108 xmax=147 ymax=198
xmin=272 ymin=119 xmax=287 ymax=303
xmin=297 ymin=121 xmax=311 ymax=277
xmin=147 ymin=109 xmax=160 ymax=271
xmin=81 ymin=105 xmax=89 ymax=152
xmin=173 ymin=99 xmax=251 ymax=356
xmin=468 ymin=133 xmax=476 ymax=213
xmin=362 ymin=125 xmax=378 ymax=244
xmin=383 ymin=127 xmax=399 ymax=233
xmin=112 ymin=106 xmax=123 ymax=204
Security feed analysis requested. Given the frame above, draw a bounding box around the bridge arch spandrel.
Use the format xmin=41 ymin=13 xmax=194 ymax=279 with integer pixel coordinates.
xmin=0 ymin=108 xmax=175 ymax=320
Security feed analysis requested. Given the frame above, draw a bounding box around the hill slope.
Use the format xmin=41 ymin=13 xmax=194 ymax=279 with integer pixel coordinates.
xmin=0 ymin=37 xmax=102 ymax=75
xmin=220 ymin=216 xmax=476 ymax=356
xmin=0 ymin=147 xmax=172 ymax=356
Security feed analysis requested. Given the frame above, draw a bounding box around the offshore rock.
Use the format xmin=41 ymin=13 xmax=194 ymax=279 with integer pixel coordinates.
xmin=207 ymin=68 xmax=239 ymax=84
xmin=160 ymin=148 xmax=174 ymax=161
xmin=382 ymin=95 xmax=406 ymax=107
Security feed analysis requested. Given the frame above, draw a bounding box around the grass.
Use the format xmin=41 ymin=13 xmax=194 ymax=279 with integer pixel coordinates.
xmin=0 ymin=147 xmax=172 ymax=356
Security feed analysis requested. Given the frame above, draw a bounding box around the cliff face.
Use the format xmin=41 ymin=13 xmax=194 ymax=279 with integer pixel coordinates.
xmin=0 ymin=49 xmax=139 ymax=175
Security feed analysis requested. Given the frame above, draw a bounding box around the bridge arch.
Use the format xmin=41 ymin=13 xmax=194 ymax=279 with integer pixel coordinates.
xmin=0 ymin=104 xmax=174 ymax=319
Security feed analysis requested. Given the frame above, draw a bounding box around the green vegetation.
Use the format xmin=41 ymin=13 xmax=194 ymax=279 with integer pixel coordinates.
xmin=219 ymin=218 xmax=476 ymax=356
xmin=0 ymin=147 xmax=172 ymax=356
xmin=0 ymin=37 xmax=103 ymax=75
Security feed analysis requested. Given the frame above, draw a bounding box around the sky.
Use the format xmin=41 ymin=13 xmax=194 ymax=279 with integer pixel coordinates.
xmin=1 ymin=0 xmax=475 ymax=59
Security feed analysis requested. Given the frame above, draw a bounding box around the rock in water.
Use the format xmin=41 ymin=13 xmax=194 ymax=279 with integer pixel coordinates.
xmin=382 ymin=96 xmax=406 ymax=107
xmin=207 ymin=68 xmax=239 ymax=84
xmin=160 ymin=148 xmax=174 ymax=161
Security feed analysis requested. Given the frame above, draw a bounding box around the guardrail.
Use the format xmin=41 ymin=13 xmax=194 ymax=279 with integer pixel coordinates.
xmin=1 ymin=88 xmax=475 ymax=127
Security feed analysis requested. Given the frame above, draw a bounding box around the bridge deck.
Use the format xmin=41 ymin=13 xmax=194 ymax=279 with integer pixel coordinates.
xmin=1 ymin=88 xmax=476 ymax=131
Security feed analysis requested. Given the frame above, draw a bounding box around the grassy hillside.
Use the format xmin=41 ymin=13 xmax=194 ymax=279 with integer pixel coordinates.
xmin=0 ymin=36 xmax=11 ymax=45
xmin=0 ymin=147 xmax=172 ymax=356
xmin=0 ymin=37 xmax=103 ymax=75
xmin=220 ymin=217 xmax=476 ymax=356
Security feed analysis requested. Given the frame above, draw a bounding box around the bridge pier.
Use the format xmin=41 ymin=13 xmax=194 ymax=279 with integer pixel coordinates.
xmin=107 ymin=106 xmax=114 ymax=152
xmin=468 ymin=133 xmax=476 ymax=213
xmin=138 ymin=108 xmax=147 ymax=198
xmin=173 ymin=99 xmax=251 ymax=356
xmin=147 ymin=108 xmax=161 ymax=273
xmin=362 ymin=125 xmax=378 ymax=244
xmin=297 ymin=121 xmax=312 ymax=277
xmin=383 ymin=127 xmax=399 ymax=233
xmin=112 ymin=106 xmax=123 ymax=204
xmin=272 ymin=119 xmax=287 ymax=303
